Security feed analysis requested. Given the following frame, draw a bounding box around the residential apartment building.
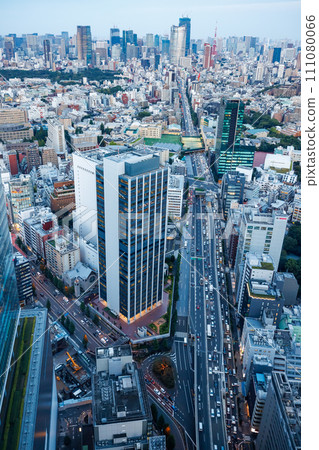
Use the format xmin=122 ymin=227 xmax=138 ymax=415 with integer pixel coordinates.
xmin=9 ymin=174 xmax=34 ymax=223
xmin=167 ymin=174 xmax=184 ymax=218
xmin=47 ymin=118 xmax=66 ymax=156
xmin=13 ymin=252 xmax=33 ymax=305
xmin=235 ymin=207 xmax=287 ymax=271
xmin=45 ymin=235 xmax=80 ymax=277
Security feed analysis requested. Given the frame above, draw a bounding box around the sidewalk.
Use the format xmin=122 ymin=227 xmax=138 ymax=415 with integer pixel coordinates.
xmin=91 ymin=290 xmax=170 ymax=340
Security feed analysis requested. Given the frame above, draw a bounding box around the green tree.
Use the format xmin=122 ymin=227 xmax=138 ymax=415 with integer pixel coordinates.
xmin=283 ymin=236 xmax=298 ymax=254
xmin=93 ymin=314 xmax=100 ymax=326
xmin=46 ymin=299 xmax=51 ymax=311
xmin=151 ymin=403 xmax=158 ymax=423
xmin=100 ymin=123 xmax=105 ymax=134
xmin=60 ymin=314 xmax=65 ymax=325
xmin=82 ymin=334 xmax=88 ymax=349
xmin=63 ymin=435 xmax=71 ymax=446
xmin=85 ymin=305 xmax=91 ymax=318
xmin=166 ymin=434 xmax=176 ymax=450
xmin=80 ymin=301 xmax=85 ymax=313
xmin=157 ymin=414 xmax=165 ymax=431
xmin=69 ymin=321 xmax=75 ymax=335
xmin=285 ymin=259 xmax=301 ymax=285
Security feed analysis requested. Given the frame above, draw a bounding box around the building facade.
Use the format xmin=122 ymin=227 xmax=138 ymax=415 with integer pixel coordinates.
xmin=0 ymin=181 xmax=20 ymax=411
xmin=97 ymin=151 xmax=168 ymax=323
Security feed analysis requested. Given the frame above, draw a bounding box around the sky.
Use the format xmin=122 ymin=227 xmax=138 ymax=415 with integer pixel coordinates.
xmin=0 ymin=0 xmax=301 ymax=41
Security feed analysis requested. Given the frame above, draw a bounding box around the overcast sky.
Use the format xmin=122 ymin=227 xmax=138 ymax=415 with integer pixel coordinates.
xmin=1 ymin=0 xmax=300 ymax=41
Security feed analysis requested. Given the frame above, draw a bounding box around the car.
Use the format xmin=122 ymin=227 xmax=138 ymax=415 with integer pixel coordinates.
xmin=197 ymin=305 xmax=200 ymax=310
xmin=217 ymin=408 xmax=221 ymax=418
xmin=209 ymin=367 xmax=213 ymax=375
xmin=211 ymin=409 xmax=215 ymax=418
xmin=227 ymin=407 xmax=230 ymax=415
xmin=210 ymin=388 xmax=214 ymax=397
xmin=208 ymin=353 xmax=212 ymax=361
xmin=231 ymin=415 xmax=236 ymax=424
xmin=197 ymin=335 xmax=200 ymax=340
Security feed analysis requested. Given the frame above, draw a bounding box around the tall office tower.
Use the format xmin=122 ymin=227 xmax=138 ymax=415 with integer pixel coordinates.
xmin=47 ymin=118 xmax=66 ymax=157
xmin=215 ymin=98 xmax=255 ymax=178
xmin=254 ymin=62 xmax=264 ymax=81
xmin=272 ymin=47 xmax=282 ymax=63
xmin=122 ymin=29 xmax=134 ymax=58
xmin=110 ymin=27 xmax=120 ymax=47
xmin=0 ymin=181 xmax=20 ymax=410
xmin=203 ymin=43 xmax=212 ymax=69
xmin=256 ymin=372 xmax=301 ymax=450
xmin=77 ymin=25 xmax=92 ymax=64
xmin=169 ymin=25 xmax=186 ymax=65
xmin=4 ymin=37 xmax=14 ymax=60
xmin=13 ymin=253 xmax=33 ymax=305
xmin=145 ymin=33 xmax=154 ymax=47
xmin=221 ymin=170 xmax=245 ymax=218
xmin=179 ymin=17 xmax=191 ymax=55
xmin=43 ymin=39 xmax=51 ymax=65
xmin=235 ymin=207 xmax=287 ymax=271
xmin=97 ymin=151 xmax=168 ymax=323
xmin=154 ymin=34 xmax=160 ymax=48
xmin=61 ymin=31 xmax=69 ymax=53
xmin=162 ymin=38 xmax=170 ymax=55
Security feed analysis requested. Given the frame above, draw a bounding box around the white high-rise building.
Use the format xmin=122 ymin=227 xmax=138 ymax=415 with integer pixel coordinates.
xmin=167 ymin=174 xmax=184 ymax=218
xmin=236 ymin=207 xmax=287 ymax=271
xmin=47 ymin=118 xmax=66 ymax=156
xmin=169 ymin=25 xmax=186 ymax=65
xmin=73 ymin=151 xmax=99 ymax=269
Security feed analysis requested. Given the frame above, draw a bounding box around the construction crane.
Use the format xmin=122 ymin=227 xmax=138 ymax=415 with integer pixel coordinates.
xmin=66 ymin=352 xmax=82 ymax=373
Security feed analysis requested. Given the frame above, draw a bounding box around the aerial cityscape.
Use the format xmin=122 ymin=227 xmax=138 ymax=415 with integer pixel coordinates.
xmin=0 ymin=7 xmax=302 ymax=450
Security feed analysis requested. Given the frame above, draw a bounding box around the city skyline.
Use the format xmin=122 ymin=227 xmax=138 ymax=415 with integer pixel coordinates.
xmin=0 ymin=0 xmax=301 ymax=40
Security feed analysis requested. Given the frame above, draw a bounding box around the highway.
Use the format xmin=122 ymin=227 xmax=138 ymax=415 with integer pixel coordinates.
xmin=177 ymin=77 xmax=198 ymax=136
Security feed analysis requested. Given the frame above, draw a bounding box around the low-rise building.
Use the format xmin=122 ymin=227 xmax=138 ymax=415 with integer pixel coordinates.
xmin=50 ymin=180 xmax=76 ymax=213
xmin=45 ymin=235 xmax=80 ymax=277
xmin=92 ymin=345 xmax=152 ymax=449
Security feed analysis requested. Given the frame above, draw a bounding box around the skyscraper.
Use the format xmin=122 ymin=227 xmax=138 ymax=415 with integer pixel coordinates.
xmin=272 ymin=47 xmax=282 ymax=63
xmin=110 ymin=27 xmax=120 ymax=47
xmin=61 ymin=31 xmax=69 ymax=54
xmin=77 ymin=25 xmax=92 ymax=64
xmin=0 ymin=181 xmax=20 ymax=410
xmin=122 ymin=29 xmax=134 ymax=59
xmin=169 ymin=25 xmax=186 ymax=65
xmin=179 ymin=17 xmax=191 ymax=55
xmin=97 ymin=150 xmax=168 ymax=323
xmin=256 ymin=372 xmax=301 ymax=450
xmin=215 ymin=98 xmax=255 ymax=178
xmin=221 ymin=170 xmax=245 ymax=218
xmin=43 ymin=39 xmax=50 ymax=66
xmin=203 ymin=43 xmax=212 ymax=69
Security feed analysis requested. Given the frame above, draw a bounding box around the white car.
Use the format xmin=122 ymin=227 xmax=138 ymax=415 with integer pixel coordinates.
xmin=209 ymin=367 xmax=213 ymax=375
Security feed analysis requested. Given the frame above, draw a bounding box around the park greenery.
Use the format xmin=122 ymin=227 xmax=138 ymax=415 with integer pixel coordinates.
xmin=151 ymin=404 xmax=176 ymax=449
xmin=152 ymin=356 xmax=175 ymax=389
xmin=279 ymin=224 xmax=301 ymax=286
xmin=39 ymin=264 xmax=74 ymax=297
xmin=60 ymin=314 xmax=75 ymax=335
xmin=0 ymin=68 xmax=118 ymax=83
xmin=0 ymin=317 xmax=35 ymax=450
xmin=243 ymin=112 xmax=280 ymax=130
